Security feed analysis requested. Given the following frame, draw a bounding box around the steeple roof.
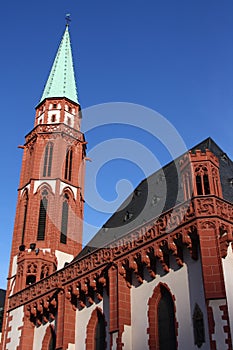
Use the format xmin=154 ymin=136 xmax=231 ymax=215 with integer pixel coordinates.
xmin=40 ymin=25 xmax=79 ymax=104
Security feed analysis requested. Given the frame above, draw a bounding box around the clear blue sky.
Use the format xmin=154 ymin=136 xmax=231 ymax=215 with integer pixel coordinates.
xmin=0 ymin=0 xmax=233 ymax=288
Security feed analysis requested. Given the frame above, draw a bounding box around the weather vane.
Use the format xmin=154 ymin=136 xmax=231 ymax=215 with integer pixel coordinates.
xmin=65 ymin=14 xmax=71 ymax=25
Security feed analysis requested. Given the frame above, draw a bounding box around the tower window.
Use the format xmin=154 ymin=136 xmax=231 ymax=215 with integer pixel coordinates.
xmin=60 ymin=194 xmax=69 ymax=244
xmin=53 ymin=103 xmax=57 ymax=109
xmin=203 ymin=174 xmax=210 ymax=194
xmin=196 ymin=175 xmax=203 ymax=195
xmin=64 ymin=148 xmax=73 ymax=181
xmin=21 ymin=190 xmax=28 ymax=245
xmin=26 ymin=275 xmax=36 ymax=286
xmin=40 ymin=264 xmax=50 ymax=279
xmin=43 ymin=143 xmax=53 ymax=177
xmin=37 ymin=190 xmax=48 ymax=240
xmin=195 ymin=166 xmax=210 ymax=196
xmin=51 ymin=114 xmax=56 ymax=123
xmin=67 ymin=117 xmax=71 ymax=126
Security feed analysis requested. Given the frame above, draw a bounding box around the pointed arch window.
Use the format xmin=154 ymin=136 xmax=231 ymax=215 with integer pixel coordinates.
xmin=21 ymin=190 xmax=28 ymax=245
xmin=148 ymin=284 xmax=177 ymax=350
xmin=195 ymin=166 xmax=210 ymax=196
xmin=64 ymin=148 xmax=73 ymax=181
xmin=43 ymin=142 xmax=54 ymax=177
xmin=60 ymin=194 xmax=69 ymax=244
xmin=41 ymin=325 xmax=56 ymax=350
xmin=158 ymin=287 xmax=176 ymax=350
xmin=48 ymin=330 xmax=56 ymax=350
xmin=95 ymin=309 xmax=106 ymax=350
xmin=193 ymin=303 xmax=205 ymax=348
xmin=37 ymin=190 xmax=48 ymax=241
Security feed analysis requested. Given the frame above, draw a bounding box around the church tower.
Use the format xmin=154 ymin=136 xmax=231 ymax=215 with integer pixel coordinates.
xmin=6 ymin=23 xmax=86 ymax=295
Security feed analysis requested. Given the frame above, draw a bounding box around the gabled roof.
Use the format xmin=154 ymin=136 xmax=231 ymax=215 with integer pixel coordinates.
xmin=74 ymin=137 xmax=233 ymax=260
xmin=39 ymin=25 xmax=79 ymax=104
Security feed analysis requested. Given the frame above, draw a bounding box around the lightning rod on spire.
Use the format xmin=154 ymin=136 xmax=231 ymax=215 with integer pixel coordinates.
xmin=65 ymin=14 xmax=71 ymax=26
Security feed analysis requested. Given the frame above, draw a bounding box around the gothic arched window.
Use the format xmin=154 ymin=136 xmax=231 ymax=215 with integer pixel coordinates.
xmin=95 ymin=309 xmax=106 ymax=350
xmin=41 ymin=325 xmax=56 ymax=350
xmin=60 ymin=194 xmax=69 ymax=244
xmin=148 ymin=283 xmax=177 ymax=350
xmin=26 ymin=262 xmax=37 ymax=286
xmin=37 ymin=190 xmax=48 ymax=240
xmin=64 ymin=148 xmax=73 ymax=181
xmin=195 ymin=166 xmax=210 ymax=196
xmin=21 ymin=190 xmax=28 ymax=245
xmin=48 ymin=329 xmax=56 ymax=350
xmin=26 ymin=275 xmax=36 ymax=286
xmin=158 ymin=286 xmax=176 ymax=350
xmin=193 ymin=303 xmax=205 ymax=348
xmin=43 ymin=142 xmax=53 ymax=177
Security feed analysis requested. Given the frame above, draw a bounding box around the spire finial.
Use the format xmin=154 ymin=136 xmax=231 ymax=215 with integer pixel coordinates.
xmin=65 ymin=14 xmax=71 ymax=26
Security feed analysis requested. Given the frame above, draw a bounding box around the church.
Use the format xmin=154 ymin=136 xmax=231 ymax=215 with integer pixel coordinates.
xmin=1 ymin=23 xmax=233 ymax=350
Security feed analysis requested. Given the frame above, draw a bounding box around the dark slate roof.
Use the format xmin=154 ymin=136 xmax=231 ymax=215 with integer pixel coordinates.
xmin=0 ymin=289 xmax=6 ymax=333
xmin=0 ymin=289 xmax=6 ymax=308
xmin=74 ymin=137 xmax=233 ymax=260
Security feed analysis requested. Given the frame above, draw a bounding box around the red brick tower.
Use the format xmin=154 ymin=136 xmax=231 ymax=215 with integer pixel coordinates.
xmin=6 ymin=23 xmax=86 ymax=296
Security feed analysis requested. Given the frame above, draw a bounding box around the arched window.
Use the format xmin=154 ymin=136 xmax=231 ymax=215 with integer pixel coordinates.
xmin=196 ymin=175 xmax=203 ymax=195
xmin=148 ymin=283 xmax=177 ymax=350
xmin=193 ymin=303 xmax=205 ymax=348
xmin=40 ymin=264 xmax=50 ymax=279
xmin=41 ymin=325 xmax=56 ymax=350
xmin=85 ymin=308 xmax=106 ymax=350
xmin=48 ymin=330 xmax=56 ymax=350
xmin=26 ymin=262 xmax=37 ymax=286
xmin=158 ymin=287 xmax=176 ymax=350
xmin=95 ymin=309 xmax=106 ymax=350
xmin=26 ymin=275 xmax=36 ymax=286
xmin=37 ymin=190 xmax=48 ymax=240
xmin=21 ymin=190 xmax=28 ymax=245
xmin=195 ymin=166 xmax=210 ymax=196
xmin=203 ymin=174 xmax=210 ymax=194
xmin=60 ymin=194 xmax=69 ymax=244
xmin=64 ymin=148 xmax=73 ymax=181
xmin=43 ymin=143 xmax=53 ymax=177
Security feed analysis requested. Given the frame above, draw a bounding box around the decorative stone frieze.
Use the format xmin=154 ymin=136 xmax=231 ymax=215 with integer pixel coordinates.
xmin=8 ymin=196 xmax=233 ymax=312
xmin=25 ymin=292 xmax=58 ymax=326
xmin=25 ymin=123 xmax=84 ymax=145
xmin=65 ymin=271 xmax=107 ymax=309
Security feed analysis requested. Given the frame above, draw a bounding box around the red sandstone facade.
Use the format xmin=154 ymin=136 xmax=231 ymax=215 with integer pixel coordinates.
xmin=1 ymin=25 xmax=233 ymax=350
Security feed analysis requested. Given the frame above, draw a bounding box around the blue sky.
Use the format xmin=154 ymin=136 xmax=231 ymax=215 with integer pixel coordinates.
xmin=0 ymin=0 xmax=233 ymax=288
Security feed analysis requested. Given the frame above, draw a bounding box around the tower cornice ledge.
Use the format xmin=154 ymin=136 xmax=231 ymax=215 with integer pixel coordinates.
xmin=25 ymin=123 xmax=85 ymax=145
xmin=36 ymin=96 xmax=80 ymax=110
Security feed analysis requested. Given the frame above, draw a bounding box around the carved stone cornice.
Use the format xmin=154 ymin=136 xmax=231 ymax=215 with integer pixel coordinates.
xmin=118 ymin=225 xmax=199 ymax=286
xmin=25 ymin=291 xmax=58 ymax=326
xmin=8 ymin=196 xmax=233 ymax=311
xmin=25 ymin=123 xmax=84 ymax=145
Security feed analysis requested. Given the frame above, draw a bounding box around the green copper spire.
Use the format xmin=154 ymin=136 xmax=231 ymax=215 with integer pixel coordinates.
xmin=40 ymin=25 xmax=79 ymax=104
